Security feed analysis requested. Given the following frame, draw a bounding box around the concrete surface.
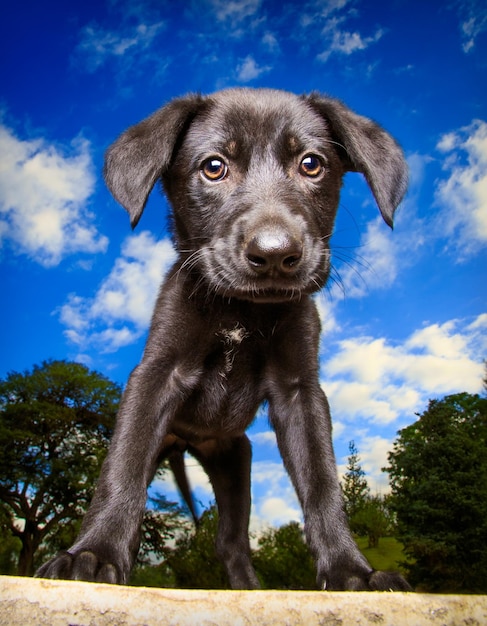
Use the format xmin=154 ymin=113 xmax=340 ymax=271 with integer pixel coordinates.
xmin=1 ymin=575 xmax=486 ymax=625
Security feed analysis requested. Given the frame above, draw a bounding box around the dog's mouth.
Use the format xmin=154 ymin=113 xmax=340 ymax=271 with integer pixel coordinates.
xmin=224 ymin=283 xmax=315 ymax=303
xmin=199 ymin=267 xmax=328 ymax=303
xmin=193 ymin=227 xmax=330 ymax=303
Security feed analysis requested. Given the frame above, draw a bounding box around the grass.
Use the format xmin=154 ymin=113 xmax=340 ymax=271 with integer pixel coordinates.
xmin=355 ymin=536 xmax=410 ymax=573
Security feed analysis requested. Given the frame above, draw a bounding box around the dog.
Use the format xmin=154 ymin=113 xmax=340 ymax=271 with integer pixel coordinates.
xmin=37 ymin=88 xmax=410 ymax=591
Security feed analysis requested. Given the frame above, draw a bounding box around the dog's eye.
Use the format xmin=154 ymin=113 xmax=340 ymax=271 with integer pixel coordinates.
xmin=201 ymin=157 xmax=228 ymax=182
xmin=299 ymin=154 xmax=324 ymax=178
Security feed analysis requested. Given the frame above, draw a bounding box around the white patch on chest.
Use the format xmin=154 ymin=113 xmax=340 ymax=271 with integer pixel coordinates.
xmin=217 ymin=323 xmax=249 ymax=378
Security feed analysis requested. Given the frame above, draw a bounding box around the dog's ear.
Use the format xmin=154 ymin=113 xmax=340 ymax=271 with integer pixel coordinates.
xmin=305 ymin=94 xmax=408 ymax=227
xmin=104 ymin=95 xmax=204 ymax=228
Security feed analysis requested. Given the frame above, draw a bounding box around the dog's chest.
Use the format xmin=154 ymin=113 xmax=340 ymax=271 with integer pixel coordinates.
xmin=176 ymin=320 xmax=265 ymax=434
xmin=216 ymin=323 xmax=250 ymax=379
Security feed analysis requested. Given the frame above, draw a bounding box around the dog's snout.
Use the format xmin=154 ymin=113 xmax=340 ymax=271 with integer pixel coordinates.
xmin=246 ymin=229 xmax=303 ymax=275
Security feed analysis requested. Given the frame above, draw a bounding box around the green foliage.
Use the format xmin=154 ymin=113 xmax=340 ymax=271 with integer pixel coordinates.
xmin=138 ymin=492 xmax=191 ymax=568
xmin=0 ymin=360 xmax=121 ymax=575
xmin=130 ymin=562 xmax=177 ymax=588
xmin=341 ymin=440 xmax=394 ymax=548
xmin=384 ymin=392 xmax=487 ymax=592
xmin=352 ymin=495 xmax=394 ymax=548
xmin=342 ymin=440 xmax=370 ymax=524
xmin=149 ymin=509 xmax=317 ymax=590
xmin=355 ymin=536 xmax=410 ymax=574
xmin=0 ymin=509 xmax=22 ymax=575
xmin=252 ymin=521 xmax=317 ymax=589
xmin=166 ymin=505 xmax=229 ymax=589
xmin=0 ymin=359 xmax=189 ymax=577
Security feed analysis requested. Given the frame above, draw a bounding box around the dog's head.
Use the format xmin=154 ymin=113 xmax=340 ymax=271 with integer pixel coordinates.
xmin=104 ymin=88 xmax=407 ymax=303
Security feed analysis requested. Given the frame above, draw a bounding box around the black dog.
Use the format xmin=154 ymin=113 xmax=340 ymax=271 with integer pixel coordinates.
xmin=37 ymin=88 xmax=410 ymax=591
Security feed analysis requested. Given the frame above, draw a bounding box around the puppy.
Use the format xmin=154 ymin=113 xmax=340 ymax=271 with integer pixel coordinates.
xmin=37 ymin=88 xmax=410 ymax=591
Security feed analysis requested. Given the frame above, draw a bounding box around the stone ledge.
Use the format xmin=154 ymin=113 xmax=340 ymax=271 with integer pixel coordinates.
xmin=1 ymin=575 xmax=486 ymax=626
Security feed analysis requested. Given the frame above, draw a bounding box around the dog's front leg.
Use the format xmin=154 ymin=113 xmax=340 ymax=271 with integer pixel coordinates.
xmin=36 ymin=356 xmax=200 ymax=584
xmin=269 ymin=383 xmax=410 ymax=591
xmin=268 ymin=381 xmax=367 ymax=589
xmin=266 ymin=301 xmax=410 ymax=591
xmin=192 ymin=435 xmax=260 ymax=589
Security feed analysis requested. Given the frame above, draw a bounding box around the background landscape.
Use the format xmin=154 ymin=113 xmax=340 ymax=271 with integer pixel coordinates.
xmin=1 ymin=0 xmax=486 ymax=534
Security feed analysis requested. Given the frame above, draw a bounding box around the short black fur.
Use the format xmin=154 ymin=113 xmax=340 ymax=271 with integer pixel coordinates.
xmin=36 ymin=88 xmax=411 ymax=591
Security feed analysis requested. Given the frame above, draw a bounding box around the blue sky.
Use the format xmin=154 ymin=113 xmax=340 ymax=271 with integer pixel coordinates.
xmin=1 ymin=0 xmax=486 ymax=533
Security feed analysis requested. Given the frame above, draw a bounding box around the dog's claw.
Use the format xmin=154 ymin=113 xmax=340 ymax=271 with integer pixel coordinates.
xmin=35 ymin=550 xmax=123 ymax=584
xmin=35 ymin=551 xmax=74 ymax=580
xmin=367 ymin=570 xmax=412 ymax=591
xmin=323 ymin=569 xmax=412 ymax=592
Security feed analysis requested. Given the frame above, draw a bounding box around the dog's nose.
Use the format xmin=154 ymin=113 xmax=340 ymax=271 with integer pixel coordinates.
xmin=246 ymin=229 xmax=303 ymax=275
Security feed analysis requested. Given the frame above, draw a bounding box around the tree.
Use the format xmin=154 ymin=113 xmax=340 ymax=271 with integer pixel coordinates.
xmin=384 ymin=392 xmax=487 ymax=592
xmin=130 ymin=493 xmax=190 ymax=588
xmin=341 ymin=440 xmax=370 ymax=531
xmin=166 ymin=509 xmax=317 ymax=590
xmin=352 ymin=495 xmax=393 ymax=548
xmin=0 ymin=360 xmax=121 ymax=575
xmin=137 ymin=492 xmax=190 ymax=568
xmin=0 ymin=360 xmax=188 ymax=577
xmin=0 ymin=507 xmax=21 ymax=575
xmin=130 ymin=560 xmax=177 ymax=588
xmin=341 ymin=442 xmax=393 ymax=547
xmin=166 ymin=505 xmax=229 ymax=589
xmin=252 ymin=521 xmax=316 ymax=589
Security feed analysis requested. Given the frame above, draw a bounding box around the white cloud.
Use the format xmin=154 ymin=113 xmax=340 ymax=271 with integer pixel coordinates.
xmin=406 ymin=151 xmax=434 ymax=191
xmin=262 ymin=31 xmax=279 ymax=53
xmin=259 ymin=497 xmax=302 ymax=527
xmin=317 ymin=194 xmax=422 ymax=335
xmin=319 ymin=0 xmax=350 ymax=16
xmin=319 ymin=27 xmax=384 ymax=62
xmin=250 ymin=431 xmax=277 ymax=446
xmin=149 ymin=316 xmax=486 ymax=525
xmin=75 ymin=21 xmax=165 ymax=72
xmin=461 ymin=17 xmax=484 ymax=52
xmin=330 ymin=312 xmax=487 ymax=491
xmin=334 ymin=217 xmax=399 ymax=299
xmin=435 ymin=119 xmax=487 ymax=259
xmin=208 ymin=0 xmax=261 ymax=25
xmin=155 ymin=458 xmax=213 ymax=501
xmin=236 ymin=55 xmax=272 ymax=82
xmin=251 ymin=461 xmax=302 ymax=527
xmin=336 ymin=435 xmax=393 ymax=493
xmin=453 ymin=0 xmax=487 ymax=52
xmin=154 ymin=454 xmax=301 ymax=531
xmin=318 ymin=150 xmax=429 ymax=312
xmin=300 ymin=0 xmax=350 ymax=28
xmin=355 ymin=435 xmax=394 ymax=493
xmin=323 ymin=314 xmax=487 ymax=426
xmin=325 ymin=379 xmax=399 ymax=425
xmin=317 ymin=13 xmax=384 ymax=63
xmin=0 ymin=124 xmax=107 ymax=266
xmin=153 ymin=454 xmax=301 ymax=530
xmin=60 ymin=231 xmax=177 ymax=352
xmin=298 ymin=1 xmax=384 ymax=63
xmin=308 ymin=152 xmax=430 ymax=352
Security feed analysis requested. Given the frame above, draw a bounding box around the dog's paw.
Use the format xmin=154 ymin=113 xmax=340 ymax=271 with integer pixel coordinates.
xmin=366 ymin=570 xmax=412 ymax=591
xmin=35 ymin=550 xmax=122 ymax=584
xmin=324 ymin=569 xmax=412 ymax=592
